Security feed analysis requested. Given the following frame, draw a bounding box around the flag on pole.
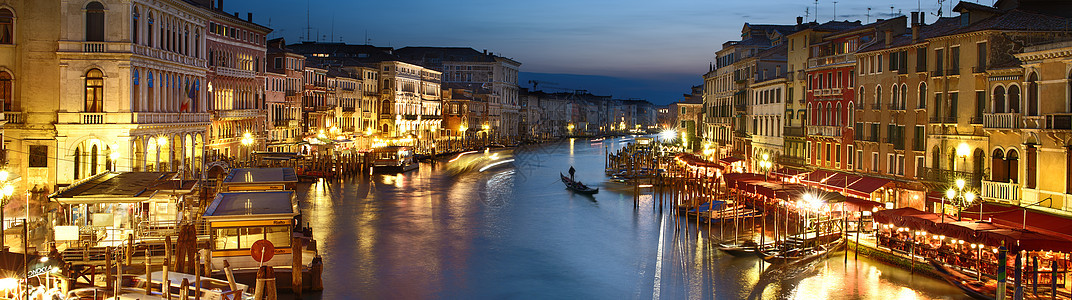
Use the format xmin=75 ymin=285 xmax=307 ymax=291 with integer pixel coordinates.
xmin=182 ymin=79 xmax=195 ymax=112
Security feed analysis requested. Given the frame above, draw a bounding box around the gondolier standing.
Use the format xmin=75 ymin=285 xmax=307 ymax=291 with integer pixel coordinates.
xmin=568 ymin=166 xmax=576 ymax=181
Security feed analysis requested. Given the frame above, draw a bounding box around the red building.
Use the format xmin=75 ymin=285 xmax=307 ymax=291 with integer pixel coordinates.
xmin=805 ymin=17 xmax=906 ymax=171
xmin=203 ymin=7 xmax=271 ymax=161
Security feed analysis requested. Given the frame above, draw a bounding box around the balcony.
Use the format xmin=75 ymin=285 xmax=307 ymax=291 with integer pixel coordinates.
xmin=919 ymin=167 xmax=983 ymax=188
xmin=342 ymin=106 xmax=355 ymax=112
xmin=1045 ymin=113 xmax=1072 ymax=130
xmin=1023 ymin=115 xmax=1044 ymax=129
xmin=972 ymin=66 xmax=987 ymax=74
xmin=4 ymin=112 xmax=22 ymax=124
xmin=807 ymin=53 xmax=855 ymax=68
xmin=886 ymin=103 xmax=906 ymax=111
xmin=214 ymin=109 xmax=262 ymax=120
xmin=129 ymin=44 xmax=206 ymax=68
xmin=215 ymin=67 xmax=256 ymax=79
xmin=734 ymin=130 xmax=749 ymax=137
xmin=871 ymin=103 xmax=882 ymax=110
xmin=982 ymin=180 xmax=1021 ymax=205
xmin=777 ymin=155 xmax=807 ymax=167
xmin=734 ymin=104 xmax=747 ymax=111
xmin=812 ymin=88 xmax=842 ymax=97
xmin=783 ymin=126 xmax=803 ymax=137
xmin=133 ymin=112 xmax=211 ymax=124
xmin=806 ymin=125 xmax=842 ymax=137
xmin=930 ymin=116 xmax=957 ymax=124
xmin=984 ymin=113 xmax=1021 ymax=129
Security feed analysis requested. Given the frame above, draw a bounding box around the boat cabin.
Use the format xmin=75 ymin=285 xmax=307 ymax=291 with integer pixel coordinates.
xmin=50 ymin=172 xmax=196 ymax=248
xmin=219 ymin=168 xmax=298 ymax=192
xmin=370 ymin=146 xmax=418 ymax=172
xmin=202 ymin=191 xmax=314 ymax=271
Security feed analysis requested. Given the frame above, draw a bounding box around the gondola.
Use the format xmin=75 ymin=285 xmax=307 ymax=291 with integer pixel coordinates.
xmin=718 ymin=240 xmax=760 ymax=256
xmin=561 ymin=173 xmax=599 ymax=194
xmin=760 ymin=238 xmax=844 ymax=265
xmin=928 ymin=259 xmax=996 ymax=300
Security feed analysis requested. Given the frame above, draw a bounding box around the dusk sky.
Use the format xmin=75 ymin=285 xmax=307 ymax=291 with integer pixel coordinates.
xmin=228 ymin=0 xmax=970 ymax=104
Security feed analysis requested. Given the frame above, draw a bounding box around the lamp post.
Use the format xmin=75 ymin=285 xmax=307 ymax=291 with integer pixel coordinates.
xmin=241 ymin=132 xmax=254 ymax=167
xmin=759 ymin=153 xmax=772 ymax=181
xmin=945 ymin=178 xmax=977 ymax=222
xmin=0 ymin=170 xmax=11 ymax=251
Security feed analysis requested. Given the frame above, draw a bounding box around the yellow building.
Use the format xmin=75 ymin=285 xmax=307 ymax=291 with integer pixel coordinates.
xmin=982 ymin=39 xmax=1072 ymax=213
xmin=3 ymin=0 xmax=211 ymax=202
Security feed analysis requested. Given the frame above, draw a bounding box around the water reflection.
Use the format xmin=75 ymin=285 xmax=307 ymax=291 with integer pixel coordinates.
xmin=294 ymin=138 xmax=971 ymax=299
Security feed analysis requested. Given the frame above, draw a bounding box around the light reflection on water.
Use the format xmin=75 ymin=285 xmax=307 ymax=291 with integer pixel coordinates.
xmin=293 ymin=138 xmax=971 ymax=299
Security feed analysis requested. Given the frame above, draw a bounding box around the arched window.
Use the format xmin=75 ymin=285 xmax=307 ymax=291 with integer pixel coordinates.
xmin=891 ymin=84 xmax=898 ymax=108
xmin=90 ymin=144 xmax=99 ymax=175
xmin=807 ymin=103 xmax=813 ymax=126
xmin=836 ymin=102 xmax=842 ymax=126
xmin=1008 ymin=85 xmax=1021 ymax=113
xmin=194 ymin=29 xmax=200 ymax=58
xmin=1027 ymin=72 xmax=1039 ymax=116
xmin=875 ymin=85 xmax=882 ymax=109
xmin=857 ymin=86 xmax=864 ymax=106
xmin=1006 ymin=149 xmax=1019 ymax=183
xmin=918 ymin=82 xmax=927 ymax=109
xmin=85 ymin=69 xmax=104 ymax=112
xmin=848 ymin=102 xmax=854 ymax=124
xmin=992 ymin=148 xmax=1006 ymax=182
xmin=0 ymin=71 xmax=11 ymax=111
xmin=993 ymin=86 xmax=1006 ymax=113
xmin=132 ymin=69 xmax=139 ymax=111
xmin=0 ymin=8 xmax=14 ymax=44
xmin=132 ymin=7 xmax=138 ymax=44
xmin=147 ymin=12 xmax=153 ymax=47
xmin=900 ymin=84 xmax=908 ymax=110
xmin=73 ymin=147 xmax=81 ymax=180
xmin=184 ymin=25 xmax=189 ymax=56
xmin=85 ymin=2 xmax=105 ymax=42
xmin=381 ymin=100 xmax=391 ymax=115
xmin=932 ymin=146 xmax=941 ymax=169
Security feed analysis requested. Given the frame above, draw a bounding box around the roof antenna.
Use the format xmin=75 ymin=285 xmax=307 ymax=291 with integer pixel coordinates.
xmin=805 ymin=7 xmax=810 ymax=23
xmin=867 ymin=7 xmax=871 ymax=23
xmin=814 ymin=0 xmax=819 ymax=22
xmin=331 ymin=13 xmax=335 ymax=43
xmin=305 ymin=0 xmax=310 ymax=42
xmin=832 ymin=1 xmax=837 ymax=21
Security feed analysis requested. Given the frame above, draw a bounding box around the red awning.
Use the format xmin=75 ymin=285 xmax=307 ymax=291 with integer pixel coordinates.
xmin=964 ymin=202 xmax=1072 ymax=242
xmin=872 ymin=207 xmax=928 ymax=225
xmin=771 ymin=168 xmax=808 ymax=177
xmin=844 ymin=197 xmax=884 ymax=211
xmin=843 ymin=176 xmax=894 ymax=199
xmin=976 ymin=228 xmax=1072 ymax=252
xmin=931 ymin=221 xmax=1003 ymax=242
xmin=718 ymin=156 xmax=743 ymax=165
xmin=723 ymin=173 xmax=765 ymax=187
xmin=802 ymin=169 xmax=838 ymax=186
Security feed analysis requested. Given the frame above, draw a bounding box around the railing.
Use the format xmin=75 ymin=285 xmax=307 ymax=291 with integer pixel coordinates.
xmin=807 ymin=53 xmax=855 ymax=68
xmin=806 ymin=125 xmax=841 ymax=137
xmin=931 ymin=70 xmax=944 ymax=77
xmin=130 ymin=44 xmax=206 ymax=68
xmin=930 ymin=116 xmax=957 ymax=124
xmin=3 ymin=112 xmax=22 ymax=124
xmin=734 ymin=104 xmax=747 ymax=111
xmin=969 ymin=116 xmax=983 ymax=124
xmin=887 ymin=103 xmax=906 ymax=111
xmin=871 ymin=103 xmax=883 ymax=110
xmin=215 ymin=109 xmax=263 ymax=120
xmin=215 ymin=67 xmax=257 ymax=79
xmin=777 ymin=155 xmax=807 ymax=167
xmin=783 ymin=126 xmax=803 ymax=137
xmin=947 ymin=68 xmax=960 ymax=76
xmin=1045 ymin=113 xmax=1072 ymax=130
xmin=919 ymin=167 xmax=984 ymax=188
xmin=734 ymin=130 xmax=749 ymax=137
xmin=1023 ymin=115 xmax=1044 ymax=129
xmin=982 ymin=180 xmax=1020 ymax=205
xmin=972 ymin=66 xmax=987 ymax=74
xmin=133 ymin=112 xmax=211 ymax=124
xmin=84 ymin=42 xmax=105 ymax=53
xmin=82 ymin=113 xmax=105 ymax=124
xmin=984 ymin=113 xmax=1021 ymax=129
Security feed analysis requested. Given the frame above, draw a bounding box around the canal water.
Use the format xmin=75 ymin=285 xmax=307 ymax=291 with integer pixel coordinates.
xmin=295 ymin=137 xmax=970 ymax=299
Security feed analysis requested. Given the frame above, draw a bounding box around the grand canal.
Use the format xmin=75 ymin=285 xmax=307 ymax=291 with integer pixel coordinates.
xmin=294 ymin=137 xmax=970 ymax=299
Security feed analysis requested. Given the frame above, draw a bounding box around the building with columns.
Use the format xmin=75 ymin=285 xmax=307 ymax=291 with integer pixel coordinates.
xmin=203 ymin=6 xmax=270 ymax=162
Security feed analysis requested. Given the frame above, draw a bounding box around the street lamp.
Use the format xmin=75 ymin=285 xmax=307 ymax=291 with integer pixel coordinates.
xmin=0 ymin=170 xmax=11 ymax=251
xmin=241 ymin=132 xmax=254 ymax=166
xmin=944 ymin=178 xmax=976 ymax=222
xmin=758 ymin=153 xmax=773 ymax=181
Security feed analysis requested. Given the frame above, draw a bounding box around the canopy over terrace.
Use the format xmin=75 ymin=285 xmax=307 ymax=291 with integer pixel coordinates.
xmin=873 ymin=206 xmax=1072 ymax=252
xmin=49 ymin=172 xmax=189 ymax=247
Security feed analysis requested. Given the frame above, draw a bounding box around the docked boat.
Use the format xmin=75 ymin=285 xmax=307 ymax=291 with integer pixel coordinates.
xmin=928 ymin=259 xmax=996 ymax=300
xmin=371 ymin=146 xmax=419 ymax=173
xmin=718 ymin=240 xmax=760 ymax=256
xmin=760 ymin=238 xmax=844 ymax=265
xmin=560 ymin=173 xmax=599 ymax=194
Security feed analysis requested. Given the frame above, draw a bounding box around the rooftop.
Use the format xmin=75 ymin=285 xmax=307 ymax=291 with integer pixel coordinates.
xmin=223 ymin=168 xmax=298 ymax=184
xmin=204 ymin=191 xmax=297 ymax=218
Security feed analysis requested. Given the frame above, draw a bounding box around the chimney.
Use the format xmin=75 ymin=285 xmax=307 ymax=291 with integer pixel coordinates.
xmin=797 ymin=16 xmax=803 ymax=25
xmin=911 ymin=12 xmax=920 ymax=42
xmin=247 ymin=12 xmax=253 ymax=22
xmin=217 ymin=0 xmax=223 ymax=11
xmin=483 ymin=49 xmax=488 ymax=55
xmin=234 ymin=12 xmax=239 ymax=18
xmin=920 ymin=14 xmax=925 ymax=25
xmin=911 ymin=11 xmax=919 ymax=25
xmin=884 ymin=30 xmax=893 ymax=46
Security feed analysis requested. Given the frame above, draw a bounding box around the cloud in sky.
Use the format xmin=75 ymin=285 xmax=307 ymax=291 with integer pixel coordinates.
xmin=227 ymin=0 xmax=954 ymax=101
